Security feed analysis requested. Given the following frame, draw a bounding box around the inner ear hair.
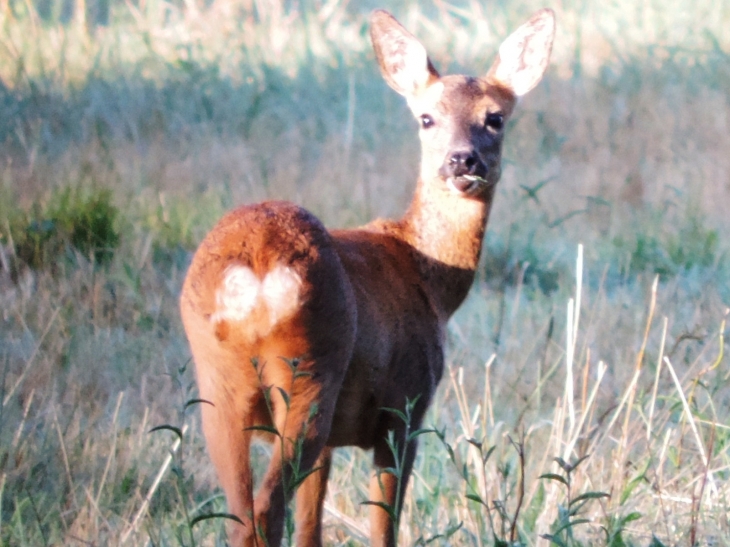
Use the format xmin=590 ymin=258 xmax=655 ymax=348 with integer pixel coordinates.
xmin=370 ymin=9 xmax=440 ymax=97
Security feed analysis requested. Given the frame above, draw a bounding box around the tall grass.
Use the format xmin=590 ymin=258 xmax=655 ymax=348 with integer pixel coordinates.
xmin=1 ymin=0 xmax=729 ymax=545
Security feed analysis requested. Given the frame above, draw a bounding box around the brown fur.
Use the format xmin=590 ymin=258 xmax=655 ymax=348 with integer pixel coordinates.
xmin=180 ymin=8 xmax=555 ymax=546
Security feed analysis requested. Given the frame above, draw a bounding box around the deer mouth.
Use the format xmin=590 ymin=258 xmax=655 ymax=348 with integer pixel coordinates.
xmin=447 ymin=174 xmax=491 ymax=195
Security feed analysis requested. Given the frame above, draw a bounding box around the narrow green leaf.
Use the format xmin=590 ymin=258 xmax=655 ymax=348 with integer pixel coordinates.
xmin=621 ymin=512 xmax=642 ymax=524
xmin=444 ymin=521 xmax=463 ymax=537
xmin=408 ymin=428 xmax=437 ymax=442
xmin=414 ymin=523 xmax=461 ymax=547
xmin=568 ymin=502 xmax=588 ymax=517
xmin=619 ymin=471 xmax=646 ymax=505
xmin=405 ymin=395 xmax=421 ymax=412
xmin=280 ymin=357 xmax=300 ymax=371
xmin=465 ymin=493 xmax=486 ymax=506
xmin=381 ymin=406 xmax=407 ymax=423
xmin=554 ymin=457 xmax=571 ymax=472
xmin=184 ymin=398 xmax=214 ymax=411
xmin=571 ymin=454 xmax=591 ymax=470
xmin=289 ymin=465 xmax=326 ymax=490
xmin=276 ymin=387 xmax=290 ymax=410
xmin=385 ymin=435 xmax=400 ymax=456
xmin=539 ymin=473 xmax=569 ymax=486
xmin=445 ymin=443 xmax=457 ymax=464
xmin=552 ymin=518 xmax=591 ymax=536
xmin=149 ymin=425 xmax=183 ymax=443
xmin=467 ymin=437 xmax=482 ymax=450
xmin=244 ymin=424 xmax=280 ymax=437
xmin=361 ymin=501 xmax=396 ymax=521
xmin=483 ymin=445 xmax=497 ymax=464
xmin=191 ymin=512 xmax=244 ymax=527
xmin=569 ymin=491 xmax=610 ymax=506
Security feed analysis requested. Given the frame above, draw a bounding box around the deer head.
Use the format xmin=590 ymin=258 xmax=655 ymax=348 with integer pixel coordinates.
xmin=370 ymin=9 xmax=555 ymax=198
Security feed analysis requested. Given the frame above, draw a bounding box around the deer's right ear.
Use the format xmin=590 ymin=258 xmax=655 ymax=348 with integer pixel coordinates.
xmin=370 ymin=10 xmax=440 ymax=97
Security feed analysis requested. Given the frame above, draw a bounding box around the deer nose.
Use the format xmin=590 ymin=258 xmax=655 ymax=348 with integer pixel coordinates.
xmin=443 ymin=150 xmax=483 ymax=178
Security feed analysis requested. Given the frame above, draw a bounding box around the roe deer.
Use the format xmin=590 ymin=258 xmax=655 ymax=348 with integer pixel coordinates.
xmin=180 ymin=8 xmax=555 ymax=546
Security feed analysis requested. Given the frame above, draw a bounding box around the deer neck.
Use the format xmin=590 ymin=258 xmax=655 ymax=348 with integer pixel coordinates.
xmin=398 ymin=177 xmax=496 ymax=319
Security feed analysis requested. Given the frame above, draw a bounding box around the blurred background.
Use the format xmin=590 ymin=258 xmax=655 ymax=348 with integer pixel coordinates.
xmin=1 ymin=0 xmax=729 ymax=271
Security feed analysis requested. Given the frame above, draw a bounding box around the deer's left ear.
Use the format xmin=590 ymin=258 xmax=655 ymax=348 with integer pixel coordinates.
xmin=486 ymin=8 xmax=556 ymax=98
xmin=370 ymin=9 xmax=440 ymax=98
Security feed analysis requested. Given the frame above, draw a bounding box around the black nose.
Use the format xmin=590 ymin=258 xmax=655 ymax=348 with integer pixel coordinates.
xmin=443 ymin=150 xmax=483 ymax=178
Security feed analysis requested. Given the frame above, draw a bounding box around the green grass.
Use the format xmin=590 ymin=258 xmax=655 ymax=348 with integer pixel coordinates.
xmin=1 ymin=0 xmax=730 ymax=545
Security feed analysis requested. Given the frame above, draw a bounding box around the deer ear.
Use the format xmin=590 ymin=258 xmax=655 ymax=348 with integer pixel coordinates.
xmin=487 ymin=8 xmax=555 ymax=97
xmin=370 ymin=10 xmax=440 ymax=97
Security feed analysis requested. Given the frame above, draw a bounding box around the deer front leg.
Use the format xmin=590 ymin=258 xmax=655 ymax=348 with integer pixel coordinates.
xmin=369 ymin=435 xmax=418 ymax=547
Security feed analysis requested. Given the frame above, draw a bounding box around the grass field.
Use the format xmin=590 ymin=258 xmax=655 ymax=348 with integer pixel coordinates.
xmin=1 ymin=0 xmax=730 ymax=545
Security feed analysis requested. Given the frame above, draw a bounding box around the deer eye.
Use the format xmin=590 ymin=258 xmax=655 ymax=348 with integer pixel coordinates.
xmin=419 ymin=114 xmax=435 ymax=129
xmin=485 ymin=112 xmax=504 ymax=131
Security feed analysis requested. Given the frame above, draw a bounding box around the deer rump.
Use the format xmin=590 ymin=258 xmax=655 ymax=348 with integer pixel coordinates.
xmin=183 ymin=200 xmax=442 ymax=449
xmin=180 ymin=8 xmax=555 ymax=547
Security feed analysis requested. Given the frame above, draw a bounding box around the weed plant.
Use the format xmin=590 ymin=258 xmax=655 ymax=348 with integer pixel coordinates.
xmin=4 ymin=184 xmax=119 ymax=274
xmin=1 ymin=0 xmax=730 ymax=545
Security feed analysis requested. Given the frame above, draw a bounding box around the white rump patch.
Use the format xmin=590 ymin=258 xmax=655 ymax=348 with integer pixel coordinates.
xmin=213 ymin=266 xmax=260 ymax=322
xmin=261 ymin=265 xmax=302 ymax=325
xmin=211 ymin=265 xmax=302 ymax=333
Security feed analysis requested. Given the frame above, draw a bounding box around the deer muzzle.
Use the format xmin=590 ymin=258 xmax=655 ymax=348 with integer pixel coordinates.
xmin=440 ymin=150 xmax=488 ymax=194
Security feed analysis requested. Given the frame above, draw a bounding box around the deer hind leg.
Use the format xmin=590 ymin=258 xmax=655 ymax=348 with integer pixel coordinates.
xmin=198 ymin=388 xmax=258 ymax=547
xmin=251 ymin=348 xmax=345 ymax=546
xmin=182 ymin=301 xmax=261 ymax=547
xmin=295 ymin=446 xmax=333 ymax=547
